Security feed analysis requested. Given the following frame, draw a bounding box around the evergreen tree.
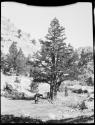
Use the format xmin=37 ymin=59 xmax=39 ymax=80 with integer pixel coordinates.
xmin=16 ymin=48 xmax=26 ymax=75
xmin=77 ymin=48 xmax=94 ymax=85
xmin=32 ymin=18 xmax=78 ymax=100
xmin=1 ymin=51 xmax=8 ymax=73
xmin=6 ymin=42 xmax=26 ymax=75
xmin=6 ymin=42 xmax=18 ymax=72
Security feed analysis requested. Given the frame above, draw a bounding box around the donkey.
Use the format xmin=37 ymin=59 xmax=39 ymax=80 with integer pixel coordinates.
xmin=34 ymin=92 xmax=50 ymax=104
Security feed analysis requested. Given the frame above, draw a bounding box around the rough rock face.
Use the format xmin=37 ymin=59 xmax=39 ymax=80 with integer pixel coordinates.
xmin=1 ymin=16 xmax=39 ymax=57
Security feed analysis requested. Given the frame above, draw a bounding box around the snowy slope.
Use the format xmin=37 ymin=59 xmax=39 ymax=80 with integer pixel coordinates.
xmin=1 ymin=16 xmax=40 ymax=57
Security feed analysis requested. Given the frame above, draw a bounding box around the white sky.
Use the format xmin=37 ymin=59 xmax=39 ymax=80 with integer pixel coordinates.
xmin=1 ymin=2 xmax=93 ymax=49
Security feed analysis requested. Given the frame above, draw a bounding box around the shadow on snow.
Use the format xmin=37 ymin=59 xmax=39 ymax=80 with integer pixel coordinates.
xmin=1 ymin=114 xmax=94 ymax=123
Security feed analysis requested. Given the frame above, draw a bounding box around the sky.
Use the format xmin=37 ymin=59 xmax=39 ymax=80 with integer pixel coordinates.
xmin=1 ymin=2 xmax=93 ymax=49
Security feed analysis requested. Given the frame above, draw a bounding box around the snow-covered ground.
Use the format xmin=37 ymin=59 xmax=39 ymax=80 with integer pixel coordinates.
xmin=1 ymin=72 xmax=94 ymax=122
xmin=1 ymin=72 xmax=50 ymax=97
xmin=1 ymin=92 xmax=94 ymax=122
xmin=1 ymin=16 xmax=41 ymax=57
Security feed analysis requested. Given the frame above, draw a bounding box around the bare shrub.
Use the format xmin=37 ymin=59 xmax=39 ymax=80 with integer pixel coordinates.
xmin=30 ymin=81 xmax=38 ymax=93
xmin=14 ymin=77 xmax=20 ymax=83
xmin=3 ymin=82 xmax=13 ymax=93
xmin=86 ymin=77 xmax=94 ymax=86
xmin=72 ymin=89 xmax=83 ymax=94
xmin=78 ymin=100 xmax=88 ymax=110
xmin=3 ymin=82 xmax=25 ymax=99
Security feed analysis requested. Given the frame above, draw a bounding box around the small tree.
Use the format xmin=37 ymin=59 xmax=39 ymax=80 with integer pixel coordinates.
xmin=6 ymin=42 xmax=26 ymax=75
xmin=30 ymin=81 xmax=39 ymax=93
xmin=16 ymin=48 xmax=26 ymax=75
xmin=31 ymin=18 xmax=78 ymax=100
xmin=17 ymin=29 xmax=22 ymax=38
xmin=1 ymin=51 xmax=10 ymax=74
xmin=7 ymin=42 xmax=18 ymax=73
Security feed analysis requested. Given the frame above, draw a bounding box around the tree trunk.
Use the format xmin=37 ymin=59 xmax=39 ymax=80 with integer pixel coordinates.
xmin=50 ymin=82 xmax=58 ymax=100
xmin=53 ymin=83 xmax=58 ymax=99
xmin=50 ymin=84 xmax=54 ymax=100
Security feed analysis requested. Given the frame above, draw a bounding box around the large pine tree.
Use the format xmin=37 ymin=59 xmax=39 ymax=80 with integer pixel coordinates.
xmin=32 ymin=18 xmax=78 ymax=100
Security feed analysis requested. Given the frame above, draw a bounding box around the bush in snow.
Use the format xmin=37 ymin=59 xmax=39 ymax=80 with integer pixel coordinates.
xmin=72 ymin=89 xmax=83 ymax=94
xmin=78 ymin=100 xmax=88 ymax=110
xmin=30 ymin=81 xmax=39 ymax=93
xmin=2 ymin=82 xmax=25 ymax=99
xmin=86 ymin=77 xmax=94 ymax=86
xmin=3 ymin=82 xmax=13 ymax=93
xmin=14 ymin=77 xmax=20 ymax=83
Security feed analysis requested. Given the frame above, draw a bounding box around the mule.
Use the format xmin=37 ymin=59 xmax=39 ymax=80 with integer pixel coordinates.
xmin=34 ymin=92 xmax=51 ymax=104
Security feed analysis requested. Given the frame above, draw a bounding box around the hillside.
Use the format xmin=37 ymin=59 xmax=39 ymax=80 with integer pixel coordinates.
xmin=1 ymin=16 xmax=40 ymax=57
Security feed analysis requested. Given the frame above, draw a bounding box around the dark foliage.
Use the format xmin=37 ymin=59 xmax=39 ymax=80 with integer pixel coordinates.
xmin=78 ymin=101 xmax=88 ymax=110
xmin=2 ymin=42 xmax=27 ymax=75
xmin=30 ymin=81 xmax=38 ymax=93
xmin=1 ymin=115 xmax=43 ymax=123
xmin=46 ymin=115 xmax=94 ymax=123
xmin=1 ymin=114 xmax=94 ymax=123
xmin=72 ymin=89 xmax=88 ymax=94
